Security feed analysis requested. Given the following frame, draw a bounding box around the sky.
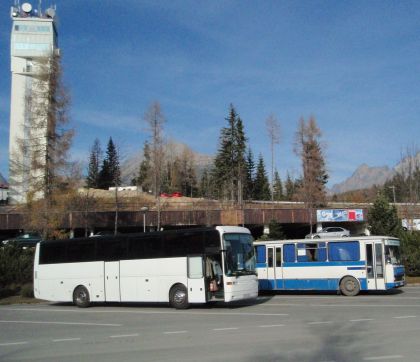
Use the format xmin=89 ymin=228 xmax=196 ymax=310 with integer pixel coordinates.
xmin=1 ymin=0 xmax=419 ymax=187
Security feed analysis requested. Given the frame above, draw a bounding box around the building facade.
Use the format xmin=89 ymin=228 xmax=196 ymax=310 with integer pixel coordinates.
xmin=9 ymin=2 xmax=58 ymax=204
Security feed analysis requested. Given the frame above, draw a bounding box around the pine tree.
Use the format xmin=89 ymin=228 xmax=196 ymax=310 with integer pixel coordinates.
xmin=98 ymin=138 xmax=120 ymax=189
xmin=213 ymin=104 xmax=247 ymax=201
xmin=284 ymin=173 xmax=295 ymax=201
xmin=253 ymin=154 xmax=271 ymax=200
xmin=185 ymin=159 xmax=198 ymax=197
xmin=368 ymin=192 xmax=402 ymax=237
xmin=272 ymin=170 xmax=283 ymax=201
xmin=235 ymin=116 xmax=247 ymax=203
xmin=244 ymin=148 xmax=255 ymax=200
xmin=161 ymin=160 xmax=172 ymax=194
xmin=178 ymin=146 xmax=197 ymax=197
xmin=132 ymin=141 xmax=151 ymax=192
xmin=268 ymin=220 xmax=286 ymax=239
xmin=86 ymin=138 xmax=102 ymax=188
xmin=199 ymin=168 xmax=210 ymax=198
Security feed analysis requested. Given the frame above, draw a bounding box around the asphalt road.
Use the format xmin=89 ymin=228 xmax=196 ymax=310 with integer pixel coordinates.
xmin=1 ymin=287 xmax=420 ymax=362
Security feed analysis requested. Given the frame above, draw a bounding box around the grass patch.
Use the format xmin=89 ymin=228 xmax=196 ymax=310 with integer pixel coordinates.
xmin=0 ymin=295 xmax=44 ymax=305
xmin=406 ymin=276 xmax=420 ymax=285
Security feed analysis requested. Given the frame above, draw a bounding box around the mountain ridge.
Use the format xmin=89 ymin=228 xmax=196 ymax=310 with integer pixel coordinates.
xmin=330 ymin=152 xmax=420 ymax=194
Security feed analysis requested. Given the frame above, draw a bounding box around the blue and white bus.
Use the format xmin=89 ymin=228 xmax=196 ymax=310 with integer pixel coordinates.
xmin=254 ymin=236 xmax=405 ymax=296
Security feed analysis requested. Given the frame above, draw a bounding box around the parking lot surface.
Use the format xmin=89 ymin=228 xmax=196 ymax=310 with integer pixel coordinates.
xmin=1 ymin=287 xmax=420 ymax=361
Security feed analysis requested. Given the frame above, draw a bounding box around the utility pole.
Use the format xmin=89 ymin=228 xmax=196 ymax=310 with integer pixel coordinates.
xmin=389 ymin=185 xmax=396 ymax=204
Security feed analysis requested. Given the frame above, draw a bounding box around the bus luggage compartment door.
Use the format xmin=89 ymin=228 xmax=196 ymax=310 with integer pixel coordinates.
xmin=104 ymin=261 xmax=121 ymax=302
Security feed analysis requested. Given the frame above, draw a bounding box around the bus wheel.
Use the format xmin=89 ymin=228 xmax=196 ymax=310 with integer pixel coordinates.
xmin=73 ymin=286 xmax=91 ymax=308
xmin=169 ymin=284 xmax=189 ymax=309
xmin=340 ymin=276 xmax=360 ymax=296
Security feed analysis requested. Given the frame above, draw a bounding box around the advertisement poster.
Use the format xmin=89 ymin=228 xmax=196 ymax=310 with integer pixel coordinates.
xmin=317 ymin=209 xmax=364 ymax=222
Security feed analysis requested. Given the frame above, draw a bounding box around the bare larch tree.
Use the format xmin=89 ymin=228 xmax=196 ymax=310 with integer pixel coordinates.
xmin=10 ymin=54 xmax=73 ymax=238
xmin=266 ymin=114 xmax=280 ymax=201
xmin=144 ymin=101 xmax=166 ymax=229
xmin=294 ymin=116 xmax=328 ymax=234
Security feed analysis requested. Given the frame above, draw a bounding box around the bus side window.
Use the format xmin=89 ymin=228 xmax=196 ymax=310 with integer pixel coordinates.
xmin=205 ymin=230 xmax=220 ymax=249
xmin=97 ymin=238 xmax=127 ymax=261
xmin=142 ymin=236 xmax=163 ymax=259
xmin=255 ymin=245 xmax=266 ymax=264
xmin=276 ymin=247 xmax=282 ymax=267
xmin=40 ymin=241 xmax=67 ymax=264
xmin=283 ymin=244 xmax=296 ymax=262
xmin=297 ymin=243 xmax=326 ymax=262
xmin=328 ymin=241 xmax=360 ymax=261
xmin=67 ymin=239 xmax=95 ymax=263
xmin=268 ymin=248 xmax=274 ymax=268
xmin=128 ymin=237 xmax=144 ymax=259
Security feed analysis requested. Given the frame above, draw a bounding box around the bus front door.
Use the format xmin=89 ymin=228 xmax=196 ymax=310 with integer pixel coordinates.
xmin=267 ymin=246 xmax=283 ymax=290
xmin=104 ymin=261 xmax=121 ymax=302
xmin=187 ymin=256 xmax=206 ymax=303
xmin=366 ymin=243 xmax=385 ymax=290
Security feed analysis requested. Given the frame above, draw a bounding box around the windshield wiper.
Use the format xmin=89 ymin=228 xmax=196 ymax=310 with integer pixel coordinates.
xmin=232 ymin=269 xmax=255 ymax=276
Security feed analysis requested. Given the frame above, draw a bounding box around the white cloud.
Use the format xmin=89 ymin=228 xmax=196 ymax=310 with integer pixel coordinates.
xmin=73 ymin=109 xmax=143 ymax=132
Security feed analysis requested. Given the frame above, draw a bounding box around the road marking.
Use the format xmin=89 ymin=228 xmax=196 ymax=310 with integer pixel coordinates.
xmin=213 ymin=327 xmax=239 ymax=331
xmin=0 ymin=341 xmax=28 ymax=346
xmin=265 ymin=295 xmax=419 ymax=300
xmin=314 ymin=304 xmax=420 ymax=308
xmin=110 ymin=334 xmax=139 ymax=338
xmin=350 ymin=318 xmax=374 ymax=322
xmin=0 ymin=320 xmax=121 ymax=327
xmin=163 ymin=330 xmax=187 ymax=334
xmin=393 ymin=315 xmax=417 ymax=319
xmin=53 ymin=338 xmax=81 ymax=342
xmin=307 ymin=321 xmax=333 ymax=325
xmin=363 ymin=355 xmax=403 ymax=360
xmin=258 ymin=324 xmax=285 ymax=328
xmin=264 ymin=303 xmax=305 ymax=306
xmin=1 ymin=308 xmax=288 ymax=317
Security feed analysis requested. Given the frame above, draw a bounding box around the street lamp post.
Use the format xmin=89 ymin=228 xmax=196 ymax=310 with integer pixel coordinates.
xmin=141 ymin=206 xmax=149 ymax=233
xmin=388 ymin=186 xmax=396 ymax=204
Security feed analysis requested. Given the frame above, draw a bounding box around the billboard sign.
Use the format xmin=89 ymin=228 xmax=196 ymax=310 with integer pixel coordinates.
xmin=317 ymin=209 xmax=364 ymax=222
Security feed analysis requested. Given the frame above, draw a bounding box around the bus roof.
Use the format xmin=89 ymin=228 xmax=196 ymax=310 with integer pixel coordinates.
xmin=253 ymin=235 xmax=399 ymax=245
xmin=40 ymin=226 xmax=251 ymax=245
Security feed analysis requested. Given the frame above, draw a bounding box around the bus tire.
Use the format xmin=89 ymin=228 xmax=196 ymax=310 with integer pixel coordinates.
xmin=339 ymin=276 xmax=360 ymax=296
xmin=73 ymin=285 xmax=91 ymax=308
xmin=169 ymin=284 xmax=189 ymax=309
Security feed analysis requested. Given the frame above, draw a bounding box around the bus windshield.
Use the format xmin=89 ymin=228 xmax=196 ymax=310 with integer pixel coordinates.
xmin=223 ymin=233 xmax=256 ymax=276
xmin=385 ymin=244 xmax=402 ymax=265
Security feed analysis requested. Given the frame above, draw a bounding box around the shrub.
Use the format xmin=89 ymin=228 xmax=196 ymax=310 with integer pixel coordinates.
xmin=268 ymin=220 xmax=286 ymax=240
xmin=20 ymin=283 xmax=34 ymax=298
xmin=400 ymin=231 xmax=420 ymax=276
xmin=0 ymin=245 xmax=34 ymax=296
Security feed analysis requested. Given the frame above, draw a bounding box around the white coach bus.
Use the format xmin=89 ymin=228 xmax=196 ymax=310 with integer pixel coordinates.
xmin=34 ymin=226 xmax=258 ymax=308
xmin=254 ymin=236 xmax=405 ymax=296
